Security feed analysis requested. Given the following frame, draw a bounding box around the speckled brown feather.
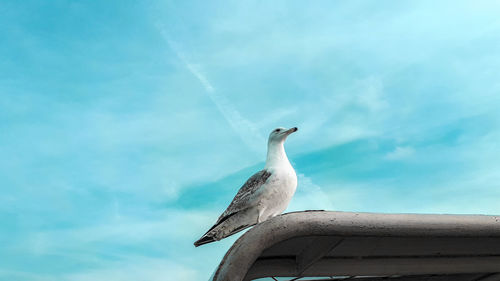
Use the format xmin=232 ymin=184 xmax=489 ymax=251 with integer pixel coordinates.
xmin=217 ymin=170 xmax=272 ymax=222
xmin=194 ymin=170 xmax=272 ymax=246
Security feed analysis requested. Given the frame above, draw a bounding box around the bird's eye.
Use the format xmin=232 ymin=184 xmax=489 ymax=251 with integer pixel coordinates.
xmin=275 ymin=129 xmax=281 ymax=132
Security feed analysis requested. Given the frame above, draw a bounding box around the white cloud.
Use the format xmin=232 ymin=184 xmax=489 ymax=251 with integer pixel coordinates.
xmin=288 ymin=174 xmax=334 ymax=212
xmin=354 ymin=76 xmax=388 ymax=113
xmin=385 ymin=146 xmax=415 ymax=160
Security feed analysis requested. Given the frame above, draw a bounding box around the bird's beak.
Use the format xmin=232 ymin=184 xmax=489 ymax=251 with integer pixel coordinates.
xmin=284 ymin=127 xmax=298 ymax=135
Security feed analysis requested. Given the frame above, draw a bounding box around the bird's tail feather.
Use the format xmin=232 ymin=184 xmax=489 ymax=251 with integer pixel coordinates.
xmin=194 ymin=223 xmax=252 ymax=247
xmin=194 ymin=213 xmax=237 ymax=247
xmin=193 ymin=210 xmax=256 ymax=247
xmin=194 ymin=235 xmax=215 ymax=247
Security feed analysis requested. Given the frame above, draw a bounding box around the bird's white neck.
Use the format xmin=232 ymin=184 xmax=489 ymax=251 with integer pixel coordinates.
xmin=265 ymin=141 xmax=291 ymax=169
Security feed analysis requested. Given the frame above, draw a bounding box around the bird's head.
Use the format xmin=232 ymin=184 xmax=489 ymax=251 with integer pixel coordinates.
xmin=268 ymin=127 xmax=298 ymax=144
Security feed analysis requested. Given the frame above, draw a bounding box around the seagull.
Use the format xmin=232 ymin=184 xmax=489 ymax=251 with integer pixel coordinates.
xmin=194 ymin=127 xmax=298 ymax=247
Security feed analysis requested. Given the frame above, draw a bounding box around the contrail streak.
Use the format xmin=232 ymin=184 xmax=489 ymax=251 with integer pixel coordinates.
xmin=158 ymin=26 xmax=265 ymax=153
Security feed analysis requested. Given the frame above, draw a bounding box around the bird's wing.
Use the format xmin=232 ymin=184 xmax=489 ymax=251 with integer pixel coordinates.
xmin=216 ymin=169 xmax=272 ymax=224
xmin=195 ymin=170 xmax=273 ymax=245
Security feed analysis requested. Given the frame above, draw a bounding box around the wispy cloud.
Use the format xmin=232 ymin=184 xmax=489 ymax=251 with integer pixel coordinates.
xmin=288 ymin=173 xmax=334 ymax=211
xmin=7 ymin=208 xmax=226 ymax=281
xmin=385 ymin=146 xmax=415 ymax=160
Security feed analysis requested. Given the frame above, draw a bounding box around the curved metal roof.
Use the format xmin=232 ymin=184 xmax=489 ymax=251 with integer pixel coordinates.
xmin=211 ymin=211 xmax=500 ymax=281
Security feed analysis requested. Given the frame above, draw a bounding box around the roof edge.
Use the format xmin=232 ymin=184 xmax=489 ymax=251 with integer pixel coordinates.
xmin=212 ymin=211 xmax=500 ymax=281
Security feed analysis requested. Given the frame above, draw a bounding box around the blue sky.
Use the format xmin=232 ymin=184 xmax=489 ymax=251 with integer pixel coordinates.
xmin=1 ymin=1 xmax=500 ymax=280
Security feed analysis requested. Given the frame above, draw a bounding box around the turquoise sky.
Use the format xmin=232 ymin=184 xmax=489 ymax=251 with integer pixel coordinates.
xmin=2 ymin=1 xmax=500 ymax=280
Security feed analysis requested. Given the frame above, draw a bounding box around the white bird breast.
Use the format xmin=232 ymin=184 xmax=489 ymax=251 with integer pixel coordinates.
xmin=257 ymin=167 xmax=297 ymax=221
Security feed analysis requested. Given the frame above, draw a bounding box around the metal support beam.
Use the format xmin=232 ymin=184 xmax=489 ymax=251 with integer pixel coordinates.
xmin=296 ymin=237 xmax=343 ymax=274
